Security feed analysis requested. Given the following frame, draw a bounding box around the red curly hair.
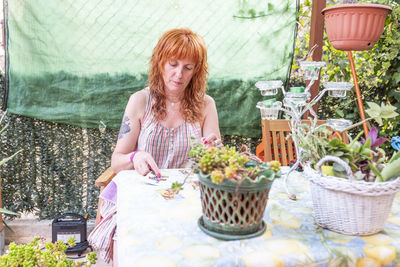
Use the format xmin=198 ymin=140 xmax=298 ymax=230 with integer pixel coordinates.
xmin=148 ymin=28 xmax=208 ymax=123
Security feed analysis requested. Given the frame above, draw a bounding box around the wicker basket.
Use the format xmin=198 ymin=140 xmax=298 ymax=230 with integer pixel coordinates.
xmin=197 ymin=172 xmax=273 ymax=236
xmin=305 ymin=156 xmax=400 ymax=235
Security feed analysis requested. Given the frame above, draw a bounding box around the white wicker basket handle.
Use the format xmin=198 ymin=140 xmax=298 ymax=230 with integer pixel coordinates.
xmin=316 ymin=155 xmax=354 ymax=181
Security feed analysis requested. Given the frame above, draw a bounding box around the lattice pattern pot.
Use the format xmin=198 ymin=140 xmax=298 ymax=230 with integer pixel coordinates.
xmin=198 ymin=172 xmax=273 ymax=236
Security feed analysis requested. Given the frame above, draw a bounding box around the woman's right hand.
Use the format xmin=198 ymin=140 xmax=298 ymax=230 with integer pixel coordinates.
xmin=132 ymin=151 xmax=161 ymax=177
xmin=202 ymin=133 xmax=223 ymax=148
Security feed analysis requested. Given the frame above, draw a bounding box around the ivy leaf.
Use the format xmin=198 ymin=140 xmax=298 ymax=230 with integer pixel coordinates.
xmin=365 ymin=102 xmax=381 ymax=118
xmin=335 ymin=109 xmax=345 ymax=117
xmin=365 ymin=102 xmax=398 ymax=125
xmin=380 ymin=103 xmax=398 ymax=119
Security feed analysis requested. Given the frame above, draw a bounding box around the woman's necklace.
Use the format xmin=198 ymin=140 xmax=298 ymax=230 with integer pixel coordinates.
xmin=168 ymin=98 xmax=183 ymax=107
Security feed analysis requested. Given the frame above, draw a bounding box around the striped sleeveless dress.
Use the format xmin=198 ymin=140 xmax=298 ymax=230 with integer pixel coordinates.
xmin=137 ymin=90 xmax=202 ymax=168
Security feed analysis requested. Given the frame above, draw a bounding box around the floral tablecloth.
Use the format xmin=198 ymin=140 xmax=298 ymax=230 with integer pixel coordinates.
xmin=114 ymin=168 xmax=400 ymax=267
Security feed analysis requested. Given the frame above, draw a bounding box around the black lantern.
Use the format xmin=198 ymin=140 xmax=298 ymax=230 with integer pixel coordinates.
xmin=52 ymin=213 xmax=88 ymax=256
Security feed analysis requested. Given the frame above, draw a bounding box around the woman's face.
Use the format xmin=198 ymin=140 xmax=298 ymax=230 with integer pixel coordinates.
xmin=162 ymin=58 xmax=196 ymax=94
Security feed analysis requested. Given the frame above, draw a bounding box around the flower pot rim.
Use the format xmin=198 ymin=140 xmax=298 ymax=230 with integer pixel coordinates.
xmin=322 ymin=3 xmax=392 ymax=15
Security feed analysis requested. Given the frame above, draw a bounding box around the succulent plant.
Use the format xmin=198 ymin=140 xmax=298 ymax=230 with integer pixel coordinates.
xmin=190 ymin=142 xmax=281 ymax=184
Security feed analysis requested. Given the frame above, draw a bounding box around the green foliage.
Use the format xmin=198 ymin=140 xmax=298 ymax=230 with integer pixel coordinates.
xmin=291 ymin=0 xmax=400 ymax=152
xmin=365 ymin=101 xmax=399 ymax=125
xmin=233 ymin=0 xmax=291 ymax=19
xmin=0 ymin=113 xmax=22 ymax=170
xmin=170 ymin=181 xmax=183 ymax=194
xmin=0 ymin=112 xmax=21 ymax=217
xmin=0 ymin=237 xmax=97 ymax=266
xmin=294 ymin=102 xmax=399 ymax=182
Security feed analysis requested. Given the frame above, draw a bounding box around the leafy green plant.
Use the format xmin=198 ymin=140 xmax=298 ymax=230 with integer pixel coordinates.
xmin=0 ymin=237 xmax=97 ymax=266
xmin=0 ymin=112 xmax=21 ymax=217
xmin=190 ymin=142 xmax=281 ymax=185
xmin=295 ymin=102 xmax=400 ymax=182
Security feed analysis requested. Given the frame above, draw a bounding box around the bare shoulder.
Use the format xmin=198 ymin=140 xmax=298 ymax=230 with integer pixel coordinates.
xmin=204 ymin=94 xmax=216 ymax=107
xmin=129 ymin=88 xmax=148 ymax=105
xmin=125 ymin=88 xmax=148 ymax=114
xmin=201 ymin=94 xmax=217 ymax=119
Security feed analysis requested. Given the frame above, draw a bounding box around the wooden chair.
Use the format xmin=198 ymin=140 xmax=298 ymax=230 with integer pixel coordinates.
xmin=95 ymin=167 xmax=116 ymax=226
xmin=260 ymin=119 xmax=349 ymax=166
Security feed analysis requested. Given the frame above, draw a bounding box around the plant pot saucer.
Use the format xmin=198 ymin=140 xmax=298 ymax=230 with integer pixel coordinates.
xmin=322 ymin=4 xmax=392 ymax=51
xmin=197 ymin=216 xmax=267 ymax=241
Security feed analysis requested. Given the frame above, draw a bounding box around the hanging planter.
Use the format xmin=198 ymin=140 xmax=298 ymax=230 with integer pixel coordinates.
xmin=322 ymin=4 xmax=392 ymax=51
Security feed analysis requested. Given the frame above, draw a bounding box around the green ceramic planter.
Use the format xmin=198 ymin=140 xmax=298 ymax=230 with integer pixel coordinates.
xmin=197 ymin=171 xmax=273 ymax=237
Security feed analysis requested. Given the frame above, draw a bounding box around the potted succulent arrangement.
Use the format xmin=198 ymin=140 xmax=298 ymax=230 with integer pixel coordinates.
xmin=294 ymin=102 xmax=400 ymax=235
xmin=189 ymin=143 xmax=281 ymax=240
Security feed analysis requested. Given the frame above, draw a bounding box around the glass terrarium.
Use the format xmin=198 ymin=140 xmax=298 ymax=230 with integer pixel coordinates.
xmin=299 ymin=61 xmax=326 ymax=81
xmin=256 ymin=98 xmax=282 ymax=120
xmin=323 ymin=82 xmax=353 ymax=98
xmin=255 ymin=80 xmax=282 ymax=96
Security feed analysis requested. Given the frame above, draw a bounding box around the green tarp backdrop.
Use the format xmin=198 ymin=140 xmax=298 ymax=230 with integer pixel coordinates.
xmin=6 ymin=0 xmax=297 ymax=137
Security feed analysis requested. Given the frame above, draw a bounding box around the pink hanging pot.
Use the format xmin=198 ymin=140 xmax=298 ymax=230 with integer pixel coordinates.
xmin=322 ymin=3 xmax=392 ymax=51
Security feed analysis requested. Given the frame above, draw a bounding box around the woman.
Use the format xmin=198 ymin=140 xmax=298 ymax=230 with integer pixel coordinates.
xmin=89 ymin=28 xmax=221 ymax=265
xmin=111 ymin=27 xmax=221 ymax=177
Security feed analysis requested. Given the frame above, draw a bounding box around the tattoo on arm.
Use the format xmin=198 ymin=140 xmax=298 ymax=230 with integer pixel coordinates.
xmin=118 ymin=115 xmax=131 ymax=139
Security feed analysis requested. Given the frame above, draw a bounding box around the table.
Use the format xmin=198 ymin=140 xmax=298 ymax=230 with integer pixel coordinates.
xmin=114 ymin=168 xmax=400 ymax=266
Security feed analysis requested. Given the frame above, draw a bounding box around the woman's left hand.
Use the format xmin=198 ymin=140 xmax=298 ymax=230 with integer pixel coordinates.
xmin=202 ymin=134 xmax=222 ymax=147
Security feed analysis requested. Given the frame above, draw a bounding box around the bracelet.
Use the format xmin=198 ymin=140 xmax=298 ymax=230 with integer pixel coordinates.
xmin=130 ymin=151 xmax=139 ymax=164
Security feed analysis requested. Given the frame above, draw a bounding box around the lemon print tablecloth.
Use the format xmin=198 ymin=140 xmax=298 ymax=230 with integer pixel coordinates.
xmin=114 ymin=168 xmax=400 ymax=267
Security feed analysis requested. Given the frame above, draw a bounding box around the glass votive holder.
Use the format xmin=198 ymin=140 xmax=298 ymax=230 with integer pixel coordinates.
xmin=325 ymin=118 xmax=353 ymax=132
xmin=299 ymin=61 xmax=326 ymax=81
xmin=255 ymin=80 xmax=282 ymax=96
xmin=323 ymin=82 xmax=353 ymax=98
xmin=256 ymin=99 xmax=282 ymax=120
xmin=283 ymin=87 xmax=310 ymax=107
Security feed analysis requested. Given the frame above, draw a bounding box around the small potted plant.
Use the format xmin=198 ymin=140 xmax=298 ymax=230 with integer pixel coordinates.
xmin=295 ymin=102 xmax=400 ymax=235
xmin=189 ymin=143 xmax=281 ymax=240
